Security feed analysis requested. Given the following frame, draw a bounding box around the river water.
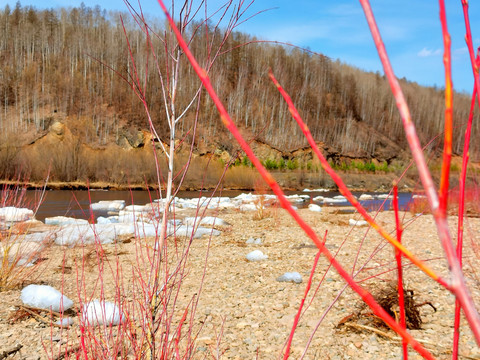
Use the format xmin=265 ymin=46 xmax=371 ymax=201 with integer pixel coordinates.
xmin=22 ymin=189 xmax=415 ymax=222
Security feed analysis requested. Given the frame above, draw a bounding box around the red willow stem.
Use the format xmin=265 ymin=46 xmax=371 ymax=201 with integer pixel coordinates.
xmin=284 ymin=248 xmax=322 ymax=360
xmin=438 ymin=0 xmax=453 ymax=214
xmin=155 ymin=2 xmax=437 ymax=357
xmin=393 ymin=184 xmax=407 ymax=359
xmin=359 ymin=0 xmax=480 ymax=344
xmin=461 ymin=0 xmax=480 ymax=108
xmin=453 ymin=58 xmax=479 ymax=358
xmin=175 ymin=307 xmax=189 ymax=359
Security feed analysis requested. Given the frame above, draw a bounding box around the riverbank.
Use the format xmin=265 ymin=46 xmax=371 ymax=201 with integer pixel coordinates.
xmin=0 ymin=170 xmax=419 ymax=193
xmin=0 ymin=206 xmax=479 ymax=359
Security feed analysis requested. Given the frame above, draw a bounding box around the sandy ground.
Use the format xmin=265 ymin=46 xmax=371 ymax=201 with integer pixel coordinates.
xmin=1 ymin=205 xmax=480 ymax=359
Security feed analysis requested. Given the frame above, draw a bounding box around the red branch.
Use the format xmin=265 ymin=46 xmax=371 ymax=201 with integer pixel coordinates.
xmin=452 ymin=52 xmax=480 ymax=359
xmin=393 ymin=185 xmax=407 ymax=359
xmin=284 ymin=248 xmax=322 ymax=359
xmin=438 ymin=0 xmax=453 ymax=214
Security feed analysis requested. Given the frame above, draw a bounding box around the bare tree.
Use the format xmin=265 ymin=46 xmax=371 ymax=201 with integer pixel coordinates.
xmin=119 ymin=1 xmax=258 ymax=356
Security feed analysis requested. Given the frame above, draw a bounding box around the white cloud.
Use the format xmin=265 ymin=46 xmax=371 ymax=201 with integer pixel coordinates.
xmin=417 ymin=47 xmax=442 ymax=57
xmin=453 ymin=47 xmax=468 ymax=56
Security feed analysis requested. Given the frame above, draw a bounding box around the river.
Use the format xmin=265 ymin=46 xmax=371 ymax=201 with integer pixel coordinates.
xmin=21 ymin=189 xmax=415 ymax=222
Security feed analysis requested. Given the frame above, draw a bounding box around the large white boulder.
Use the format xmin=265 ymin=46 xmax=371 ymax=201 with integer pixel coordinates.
xmin=21 ymin=284 xmax=73 ymax=312
xmin=90 ymin=200 xmax=125 ymax=212
xmin=0 ymin=207 xmax=34 ymax=223
xmin=45 ymin=216 xmax=89 ymax=226
xmin=54 ymin=223 xmax=132 ymax=246
xmin=308 ymin=204 xmax=322 ymax=212
xmin=82 ymin=300 xmax=123 ymax=326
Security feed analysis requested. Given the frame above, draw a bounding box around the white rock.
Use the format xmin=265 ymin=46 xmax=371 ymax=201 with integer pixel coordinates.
xmin=54 ymin=223 xmax=133 ymax=246
xmin=286 ymin=194 xmax=310 ymax=203
xmin=133 ymin=223 xmax=161 ymax=238
xmin=349 ymin=219 xmax=368 ymax=227
xmin=117 ymin=210 xmax=156 ymax=224
xmin=82 ymin=300 xmax=123 ymax=326
xmin=96 ymin=216 xmax=119 ymax=224
xmin=176 ymin=200 xmax=198 ymax=209
xmin=0 ymin=207 xmax=34 ymax=222
xmin=322 ymin=197 xmax=348 ymax=204
xmin=194 ymin=227 xmax=221 ymax=238
xmin=55 ymin=317 xmax=74 ymax=327
xmin=183 ymin=216 xmax=229 ymax=226
xmin=376 ymin=194 xmax=393 ymax=199
xmin=308 ymin=204 xmax=322 ymax=212
xmin=201 ymin=198 xmax=233 ymax=209
xmin=90 ymin=200 xmax=125 ymax=211
xmin=21 ymin=284 xmax=73 ymax=312
xmin=277 ymin=272 xmax=303 ymax=283
xmin=246 ymin=250 xmax=268 ymax=261
xmin=359 ymin=194 xmax=374 ymax=201
xmin=234 ymin=193 xmax=254 ymax=201
xmin=173 ymin=225 xmax=220 ymax=239
xmin=0 ymin=241 xmax=45 ymax=263
xmin=124 ymin=204 xmax=149 ymax=212
xmin=219 ymin=202 xmax=236 ymax=209
xmin=412 ymin=194 xmax=426 ymax=199
xmin=45 ymin=216 xmax=89 ymax=226
xmin=246 ymin=237 xmax=262 ymax=245
xmin=240 ymin=203 xmax=257 ymax=211
xmin=22 ymin=232 xmax=54 ymax=243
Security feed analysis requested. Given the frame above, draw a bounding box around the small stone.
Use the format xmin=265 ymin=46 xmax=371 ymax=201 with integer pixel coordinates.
xmin=246 ymin=250 xmax=268 ymax=261
xmin=197 ymin=336 xmax=214 ymax=345
xmin=236 ymin=321 xmax=249 ymax=329
xmin=276 ymin=272 xmax=302 ymax=283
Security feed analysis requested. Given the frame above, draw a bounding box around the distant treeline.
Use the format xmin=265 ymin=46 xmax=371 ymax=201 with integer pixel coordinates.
xmin=0 ymin=2 xmax=479 ymax=181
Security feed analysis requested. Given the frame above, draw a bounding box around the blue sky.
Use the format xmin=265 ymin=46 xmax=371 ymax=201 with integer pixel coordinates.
xmin=2 ymin=0 xmax=480 ymax=93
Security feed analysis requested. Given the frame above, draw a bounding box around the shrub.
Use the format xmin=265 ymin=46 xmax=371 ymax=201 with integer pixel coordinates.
xmin=264 ymin=158 xmax=279 ymax=170
xmin=286 ymin=159 xmax=298 ymax=170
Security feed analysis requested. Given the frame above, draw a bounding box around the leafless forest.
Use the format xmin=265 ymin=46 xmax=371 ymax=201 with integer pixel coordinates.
xmin=0 ymin=3 xmax=478 ymax=184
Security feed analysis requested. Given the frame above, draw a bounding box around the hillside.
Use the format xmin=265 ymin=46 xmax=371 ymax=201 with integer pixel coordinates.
xmin=0 ymin=3 xmax=478 ymax=189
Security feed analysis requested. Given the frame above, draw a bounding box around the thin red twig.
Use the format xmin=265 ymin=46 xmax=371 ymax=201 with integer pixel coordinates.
xmin=393 ymin=184 xmax=407 ymax=359
xmin=452 ymin=52 xmax=480 ymax=359
xmin=284 ymin=247 xmax=322 ymax=360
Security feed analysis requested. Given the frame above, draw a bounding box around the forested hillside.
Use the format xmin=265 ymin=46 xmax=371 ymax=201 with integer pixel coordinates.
xmin=0 ymin=3 xmax=478 ymax=185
